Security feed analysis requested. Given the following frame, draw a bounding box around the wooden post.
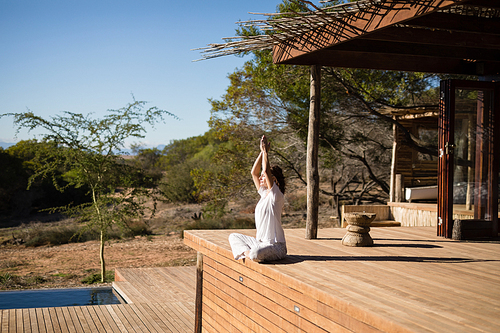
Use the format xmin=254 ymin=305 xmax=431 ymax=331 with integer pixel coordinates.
xmin=466 ymin=113 xmax=474 ymax=211
xmin=306 ymin=65 xmax=321 ymax=240
xmin=194 ymin=252 xmax=203 ymax=333
xmin=395 ymin=174 xmax=404 ymax=202
xmin=389 ymin=120 xmax=397 ymax=202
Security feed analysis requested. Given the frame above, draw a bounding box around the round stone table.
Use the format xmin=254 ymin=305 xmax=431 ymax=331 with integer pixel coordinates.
xmin=341 ymin=212 xmax=376 ymax=247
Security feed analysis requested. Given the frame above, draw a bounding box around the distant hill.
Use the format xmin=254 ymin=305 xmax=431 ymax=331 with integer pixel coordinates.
xmin=0 ymin=142 xmax=15 ymax=149
xmin=0 ymin=142 xmax=166 ymax=152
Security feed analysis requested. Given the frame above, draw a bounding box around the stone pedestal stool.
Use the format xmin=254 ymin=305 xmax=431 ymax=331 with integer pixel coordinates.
xmin=341 ymin=212 xmax=376 ymax=247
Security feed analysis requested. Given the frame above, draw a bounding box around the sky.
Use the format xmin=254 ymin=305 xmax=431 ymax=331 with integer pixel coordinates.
xmin=0 ymin=0 xmax=280 ymax=149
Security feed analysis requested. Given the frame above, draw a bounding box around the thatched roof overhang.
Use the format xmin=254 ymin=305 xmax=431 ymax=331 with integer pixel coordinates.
xmin=197 ymin=0 xmax=500 ymax=76
xmin=272 ymin=0 xmax=500 ymax=75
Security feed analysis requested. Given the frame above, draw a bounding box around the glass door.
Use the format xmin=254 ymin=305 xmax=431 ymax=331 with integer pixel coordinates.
xmin=438 ymin=80 xmax=499 ymax=238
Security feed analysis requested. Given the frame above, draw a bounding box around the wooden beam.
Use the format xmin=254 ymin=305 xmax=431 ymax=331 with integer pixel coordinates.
xmin=283 ymin=49 xmax=500 ymax=75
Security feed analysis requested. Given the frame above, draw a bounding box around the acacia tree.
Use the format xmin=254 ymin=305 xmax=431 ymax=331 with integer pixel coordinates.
xmin=3 ymin=100 xmax=176 ymax=282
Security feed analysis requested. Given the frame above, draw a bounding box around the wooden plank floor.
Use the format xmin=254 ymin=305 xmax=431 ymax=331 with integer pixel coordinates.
xmin=185 ymin=227 xmax=500 ymax=333
xmin=0 ymin=267 xmax=196 ymax=332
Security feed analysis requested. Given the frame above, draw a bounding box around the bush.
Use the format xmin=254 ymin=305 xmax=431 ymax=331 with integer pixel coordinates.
xmin=0 ymin=273 xmax=15 ymax=286
xmin=122 ymin=221 xmax=152 ymax=238
xmin=20 ymin=222 xmax=97 ymax=247
xmin=286 ymin=193 xmax=307 ymax=212
xmin=81 ymin=270 xmax=114 ymax=284
xmin=182 ymin=216 xmax=254 ymax=235
xmin=17 ymin=220 xmax=148 ymax=247
xmin=160 ymin=161 xmax=199 ymax=203
xmin=0 ymin=273 xmax=46 ymax=289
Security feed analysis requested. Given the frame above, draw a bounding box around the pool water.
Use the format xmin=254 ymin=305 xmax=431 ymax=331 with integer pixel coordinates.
xmin=0 ymin=287 xmax=124 ymax=309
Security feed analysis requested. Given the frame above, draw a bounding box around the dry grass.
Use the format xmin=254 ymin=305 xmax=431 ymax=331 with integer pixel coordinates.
xmin=0 ymin=192 xmax=339 ymax=290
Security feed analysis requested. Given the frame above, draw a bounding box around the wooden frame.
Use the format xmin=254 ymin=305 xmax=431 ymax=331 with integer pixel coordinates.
xmin=438 ymin=79 xmax=499 ymax=238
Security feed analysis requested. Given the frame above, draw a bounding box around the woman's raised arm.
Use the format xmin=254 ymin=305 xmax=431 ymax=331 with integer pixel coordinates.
xmin=251 ymin=150 xmax=263 ymax=191
xmin=260 ymin=135 xmax=274 ymax=190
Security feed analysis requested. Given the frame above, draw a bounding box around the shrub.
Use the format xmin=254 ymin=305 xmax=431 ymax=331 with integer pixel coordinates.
xmin=182 ymin=216 xmax=254 ymax=235
xmin=0 ymin=273 xmax=16 ymax=286
xmin=121 ymin=221 xmax=152 ymax=238
xmin=0 ymin=273 xmax=46 ymax=289
xmin=20 ymin=222 xmax=97 ymax=247
xmin=286 ymin=193 xmax=307 ymax=212
xmin=18 ymin=221 xmax=134 ymax=247
xmin=81 ymin=270 xmax=114 ymax=284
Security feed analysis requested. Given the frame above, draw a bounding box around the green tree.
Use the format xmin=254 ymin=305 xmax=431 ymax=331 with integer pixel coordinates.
xmin=0 ymin=140 xmax=90 ymax=218
xmin=206 ymin=0 xmax=443 ymax=212
xmin=2 ymin=100 xmax=176 ymax=282
xmin=159 ymin=131 xmax=221 ymax=205
xmin=0 ymin=149 xmax=27 ymax=214
xmin=130 ymin=147 xmax=164 ymax=183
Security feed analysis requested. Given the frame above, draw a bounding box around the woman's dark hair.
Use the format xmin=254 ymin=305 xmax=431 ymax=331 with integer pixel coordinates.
xmin=271 ymin=165 xmax=286 ymax=194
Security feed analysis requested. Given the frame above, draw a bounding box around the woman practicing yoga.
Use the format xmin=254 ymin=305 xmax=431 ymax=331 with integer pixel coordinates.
xmin=228 ymin=135 xmax=287 ymax=262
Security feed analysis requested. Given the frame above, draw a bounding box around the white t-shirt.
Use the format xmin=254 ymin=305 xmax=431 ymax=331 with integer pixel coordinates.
xmin=255 ymin=183 xmax=286 ymax=244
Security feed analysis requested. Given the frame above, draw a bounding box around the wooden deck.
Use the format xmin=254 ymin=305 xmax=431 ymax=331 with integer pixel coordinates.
xmin=0 ymin=266 xmax=196 ymax=332
xmin=185 ymin=227 xmax=500 ymax=333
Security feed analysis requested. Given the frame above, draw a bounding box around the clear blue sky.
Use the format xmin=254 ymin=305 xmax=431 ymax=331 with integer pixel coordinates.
xmin=0 ymin=0 xmax=279 ymax=149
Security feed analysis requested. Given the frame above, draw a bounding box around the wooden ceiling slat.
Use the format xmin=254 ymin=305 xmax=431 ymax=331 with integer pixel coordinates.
xmin=406 ymin=12 xmax=500 ymax=34
xmin=465 ymin=0 xmax=500 ymax=10
xmin=334 ymin=39 xmax=500 ymax=62
xmin=361 ymin=26 xmax=500 ymax=49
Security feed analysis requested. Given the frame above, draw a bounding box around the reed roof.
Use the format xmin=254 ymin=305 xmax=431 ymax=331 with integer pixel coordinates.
xmin=196 ymin=0 xmax=500 ymax=75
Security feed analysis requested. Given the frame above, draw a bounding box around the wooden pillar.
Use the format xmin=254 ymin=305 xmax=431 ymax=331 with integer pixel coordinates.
xmin=194 ymin=252 xmax=203 ymax=333
xmin=389 ymin=120 xmax=397 ymax=202
xmin=395 ymin=174 xmax=404 ymax=202
xmin=306 ymin=65 xmax=321 ymax=240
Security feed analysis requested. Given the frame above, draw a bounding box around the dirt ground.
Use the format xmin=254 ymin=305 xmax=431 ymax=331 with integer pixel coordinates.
xmin=0 ymin=197 xmax=338 ymax=290
xmin=0 ymin=233 xmax=197 ymax=290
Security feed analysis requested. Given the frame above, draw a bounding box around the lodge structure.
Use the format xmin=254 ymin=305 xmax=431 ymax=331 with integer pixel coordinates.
xmin=189 ymin=0 xmax=500 ymax=332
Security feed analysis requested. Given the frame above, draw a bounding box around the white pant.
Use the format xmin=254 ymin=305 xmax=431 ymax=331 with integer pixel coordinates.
xmin=228 ymin=233 xmax=287 ymax=262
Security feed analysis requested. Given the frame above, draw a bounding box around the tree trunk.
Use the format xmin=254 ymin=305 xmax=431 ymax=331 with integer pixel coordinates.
xmin=306 ymin=65 xmax=321 ymax=239
xmin=100 ymin=230 xmax=106 ymax=283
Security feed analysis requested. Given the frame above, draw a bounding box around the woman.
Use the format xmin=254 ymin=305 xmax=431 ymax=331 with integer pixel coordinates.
xmin=228 ymin=135 xmax=287 ymax=263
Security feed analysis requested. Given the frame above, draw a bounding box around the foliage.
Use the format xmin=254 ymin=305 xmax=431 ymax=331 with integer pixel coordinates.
xmin=203 ymin=0 xmax=446 ymax=213
xmin=129 ymin=147 xmax=164 ymax=183
xmin=0 ymin=273 xmax=46 ymax=289
xmin=81 ymin=270 xmax=115 ymax=284
xmin=158 ymin=131 xmax=222 ymax=204
xmin=0 ymin=141 xmax=91 ymax=218
xmin=0 ymin=149 xmax=28 ymax=213
xmin=2 ymin=99 xmax=175 ymax=282
xmin=182 ymin=216 xmax=254 ymax=234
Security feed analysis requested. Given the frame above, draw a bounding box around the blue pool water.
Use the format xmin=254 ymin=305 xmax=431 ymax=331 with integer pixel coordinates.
xmin=0 ymin=287 xmax=124 ymax=309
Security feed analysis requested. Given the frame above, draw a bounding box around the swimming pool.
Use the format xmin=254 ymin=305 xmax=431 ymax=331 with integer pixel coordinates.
xmin=0 ymin=287 xmax=124 ymax=309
